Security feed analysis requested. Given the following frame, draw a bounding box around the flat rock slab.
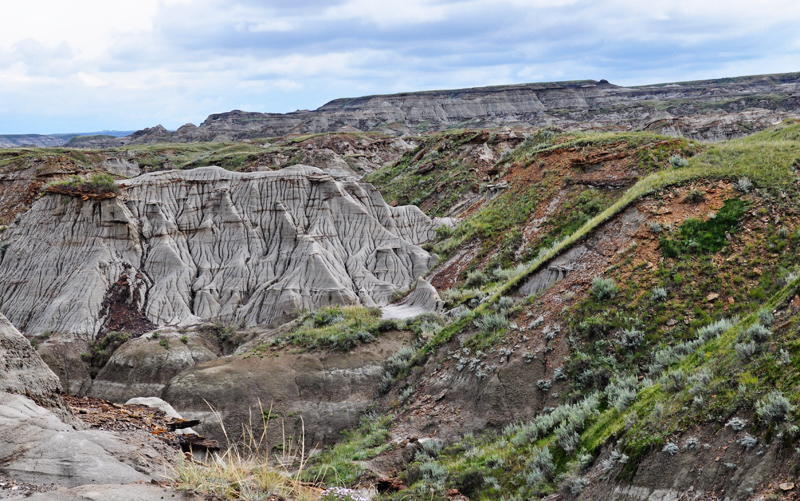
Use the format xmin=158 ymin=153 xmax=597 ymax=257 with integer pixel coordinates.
xmin=0 ymin=393 xmax=167 ymax=489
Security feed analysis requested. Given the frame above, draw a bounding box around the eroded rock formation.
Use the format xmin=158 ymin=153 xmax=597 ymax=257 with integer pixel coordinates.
xmin=82 ymin=72 xmax=800 ymax=146
xmin=0 ymin=165 xmax=439 ymax=336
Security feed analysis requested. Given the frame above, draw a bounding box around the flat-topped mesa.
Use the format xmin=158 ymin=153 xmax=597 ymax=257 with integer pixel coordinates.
xmin=0 ymin=165 xmax=440 ymax=337
xmin=84 ymin=72 xmax=800 ymax=146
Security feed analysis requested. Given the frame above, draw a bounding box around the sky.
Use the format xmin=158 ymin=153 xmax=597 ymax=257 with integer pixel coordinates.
xmin=2 ymin=0 xmax=799 ymax=134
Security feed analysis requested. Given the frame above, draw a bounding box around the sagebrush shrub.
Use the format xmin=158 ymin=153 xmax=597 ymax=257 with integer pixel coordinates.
xmin=617 ymin=328 xmax=644 ymax=349
xmin=756 ymin=391 xmax=794 ymax=423
xmin=465 ymin=270 xmax=489 ymax=287
xmin=735 ymin=177 xmax=753 ymax=193
xmin=590 ymin=277 xmax=618 ymax=301
xmin=475 ymin=313 xmax=508 ymax=332
xmin=650 ymin=286 xmax=668 ymax=302
xmin=662 ymin=442 xmax=679 ymax=455
xmin=606 ymin=376 xmax=638 ymax=411
xmin=669 ymin=155 xmax=689 ymax=168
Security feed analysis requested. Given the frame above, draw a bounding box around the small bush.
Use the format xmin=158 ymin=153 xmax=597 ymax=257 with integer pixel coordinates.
xmin=495 ymin=296 xmax=515 ymax=312
xmin=590 ymin=277 xmax=618 ymax=301
xmin=757 ymin=309 xmax=774 ymax=326
xmin=736 ymin=433 xmax=758 ymax=449
xmin=418 ymin=461 xmax=448 ymax=486
xmin=743 ymin=323 xmax=771 ymax=342
xmin=524 ymin=446 xmax=554 ymax=486
xmin=160 ymin=338 xmax=169 ymax=350
xmin=756 ymin=391 xmax=794 ymax=423
xmin=735 ymin=341 xmax=758 ymax=361
xmin=735 ymin=177 xmax=753 ymax=193
xmin=379 ymin=347 xmax=416 ymax=394
xmin=669 ymin=155 xmax=689 ymax=168
xmin=647 ymin=221 xmax=663 ymax=234
xmin=650 ymin=286 xmax=668 ymax=302
xmin=465 ymin=270 xmax=489 ymax=287
xmin=725 ymin=417 xmax=747 ymax=431
xmin=475 ymin=313 xmax=508 ymax=333
xmin=617 ymin=328 xmax=644 ymax=349
xmin=565 ymin=475 xmax=590 ymax=494
xmin=685 ymin=189 xmax=705 ymax=203
xmin=662 ymin=442 xmax=680 ymax=456
xmin=660 ymin=370 xmax=686 ymax=393
xmin=180 ymin=335 xmax=188 ymax=344
xmin=606 ymin=376 xmax=638 ymax=411
xmin=556 ymin=425 xmax=580 ymax=452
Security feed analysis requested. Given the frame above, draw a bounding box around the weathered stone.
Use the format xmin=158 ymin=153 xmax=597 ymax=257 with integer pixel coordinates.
xmin=0 ymin=165 xmax=439 ymax=337
xmin=89 ymin=330 xmax=220 ymax=403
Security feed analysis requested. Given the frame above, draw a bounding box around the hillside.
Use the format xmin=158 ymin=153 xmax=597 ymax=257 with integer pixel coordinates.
xmin=1 ymin=117 xmax=800 ymax=499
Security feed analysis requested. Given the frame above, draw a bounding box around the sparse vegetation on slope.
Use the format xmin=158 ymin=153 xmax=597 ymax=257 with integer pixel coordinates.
xmin=301 ymin=120 xmax=800 ymax=500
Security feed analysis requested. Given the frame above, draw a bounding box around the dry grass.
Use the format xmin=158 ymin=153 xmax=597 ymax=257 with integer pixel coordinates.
xmin=172 ymin=402 xmax=321 ymax=501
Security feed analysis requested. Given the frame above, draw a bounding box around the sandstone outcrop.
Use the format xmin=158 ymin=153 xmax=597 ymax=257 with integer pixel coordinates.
xmin=0 ymin=313 xmax=71 ymax=419
xmin=89 ymin=330 xmax=221 ymax=403
xmin=0 ymin=165 xmax=439 ymax=337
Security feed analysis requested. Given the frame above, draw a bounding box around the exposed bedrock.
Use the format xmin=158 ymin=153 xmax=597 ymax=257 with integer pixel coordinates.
xmin=0 ymin=165 xmax=440 ymax=337
xmin=161 ymin=333 xmax=412 ymax=446
xmin=0 ymin=313 xmax=178 ymax=492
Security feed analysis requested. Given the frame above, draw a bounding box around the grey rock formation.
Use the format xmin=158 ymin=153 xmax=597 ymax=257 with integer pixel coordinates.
xmin=90 ymin=330 xmax=220 ymax=403
xmin=0 ymin=165 xmax=439 ymax=336
xmin=0 ymin=314 xmax=177 ymax=493
xmin=0 ymin=393 xmax=153 ymax=487
xmin=382 ymin=278 xmax=445 ymax=319
xmin=0 ymin=313 xmax=71 ymax=420
xmin=124 ymin=396 xmax=197 ymax=435
xmin=10 ymin=484 xmax=193 ymax=501
xmin=162 ymin=333 xmax=412 ymax=446
xmin=87 ymin=73 xmax=800 ymax=146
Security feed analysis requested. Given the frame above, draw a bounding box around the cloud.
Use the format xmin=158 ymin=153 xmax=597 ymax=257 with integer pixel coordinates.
xmin=1 ymin=0 xmax=799 ymax=133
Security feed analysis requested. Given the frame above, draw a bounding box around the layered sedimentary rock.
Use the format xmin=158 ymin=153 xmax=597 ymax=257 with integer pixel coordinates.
xmin=0 ymin=313 xmax=70 ymax=418
xmin=0 ymin=165 xmax=439 ymax=336
xmin=85 ymin=72 xmax=800 ymax=146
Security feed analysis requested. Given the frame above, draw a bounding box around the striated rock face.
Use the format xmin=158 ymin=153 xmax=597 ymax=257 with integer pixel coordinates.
xmin=0 ymin=313 xmax=71 ymax=419
xmin=0 ymin=165 xmax=439 ymax=336
xmin=87 ymin=72 xmax=800 ymax=146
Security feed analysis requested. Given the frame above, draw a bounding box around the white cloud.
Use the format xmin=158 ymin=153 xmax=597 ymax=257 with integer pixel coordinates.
xmin=1 ymin=0 xmax=800 ymax=133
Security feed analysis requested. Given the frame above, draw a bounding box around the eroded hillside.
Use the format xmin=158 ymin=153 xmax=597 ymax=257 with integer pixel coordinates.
xmin=291 ymin=121 xmax=800 ymax=500
xmin=2 ymin=120 xmax=800 ymax=500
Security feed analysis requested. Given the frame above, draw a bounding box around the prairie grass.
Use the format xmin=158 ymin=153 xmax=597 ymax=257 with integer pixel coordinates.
xmin=172 ymin=402 xmax=319 ymax=501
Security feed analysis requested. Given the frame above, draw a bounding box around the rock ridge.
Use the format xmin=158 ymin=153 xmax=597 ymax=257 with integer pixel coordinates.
xmin=86 ymin=72 xmax=800 ymax=145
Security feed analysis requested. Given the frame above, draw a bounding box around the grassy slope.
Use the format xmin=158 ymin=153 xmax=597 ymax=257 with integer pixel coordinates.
xmin=305 ymin=121 xmax=800 ymax=499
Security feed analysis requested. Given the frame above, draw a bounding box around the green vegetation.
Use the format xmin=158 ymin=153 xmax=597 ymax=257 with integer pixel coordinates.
xmin=264 ymin=306 xmax=384 ymax=353
xmin=45 ymin=172 xmax=120 ymax=195
xmin=259 ymin=307 xmax=447 ymax=354
xmin=660 ymin=198 xmax=748 ymax=257
xmin=80 ymin=331 xmax=130 ymax=378
xmin=304 ymin=121 xmax=800 ymax=499
xmin=302 ymin=412 xmax=394 ymax=485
